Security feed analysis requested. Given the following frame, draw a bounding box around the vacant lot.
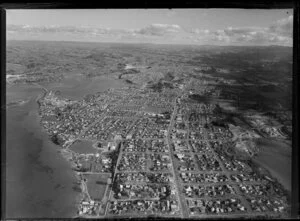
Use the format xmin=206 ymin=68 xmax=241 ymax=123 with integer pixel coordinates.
xmin=83 ymin=173 xmax=110 ymax=201
xmin=70 ymin=140 xmax=98 ymax=154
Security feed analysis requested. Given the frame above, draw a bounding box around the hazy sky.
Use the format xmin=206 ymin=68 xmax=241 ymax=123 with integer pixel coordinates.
xmin=7 ymin=9 xmax=293 ymax=46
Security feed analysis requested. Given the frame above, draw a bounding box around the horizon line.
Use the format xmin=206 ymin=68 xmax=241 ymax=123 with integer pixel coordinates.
xmin=6 ymin=39 xmax=293 ymax=48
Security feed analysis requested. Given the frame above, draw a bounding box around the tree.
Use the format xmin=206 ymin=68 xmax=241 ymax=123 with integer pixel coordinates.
xmin=54 ymin=107 xmax=62 ymax=118
xmin=51 ymin=134 xmax=64 ymax=145
xmin=54 ymin=90 xmax=61 ymax=96
xmin=84 ymin=94 xmax=94 ymax=103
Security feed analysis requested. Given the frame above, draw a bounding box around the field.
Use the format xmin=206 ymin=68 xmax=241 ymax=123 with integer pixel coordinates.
xmin=69 ymin=140 xmax=98 ymax=154
xmin=82 ymin=173 xmax=110 ymax=201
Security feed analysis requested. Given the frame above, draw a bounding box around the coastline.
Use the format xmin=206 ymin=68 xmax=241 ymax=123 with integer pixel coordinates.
xmin=253 ymin=155 xmax=291 ymax=193
xmin=252 ymin=138 xmax=291 ymax=193
xmin=35 ymin=88 xmax=83 ymax=218
xmin=35 ymin=83 xmax=48 ymax=104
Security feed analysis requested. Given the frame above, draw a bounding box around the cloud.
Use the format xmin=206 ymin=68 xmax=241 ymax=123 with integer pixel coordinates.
xmin=269 ymin=15 xmax=293 ymax=37
xmin=7 ymin=24 xmax=113 ymax=35
xmin=223 ymin=27 xmax=259 ymax=37
xmin=191 ymin=15 xmax=293 ymax=46
xmin=7 ymin=16 xmax=293 ymax=46
xmin=7 ymin=23 xmax=182 ymax=39
xmin=6 ymin=24 xmax=138 ymax=42
xmin=135 ymin=24 xmax=182 ymax=36
xmin=209 ymin=27 xmax=269 ymax=44
xmin=210 ymin=26 xmax=292 ymax=45
xmin=191 ymin=28 xmax=210 ymax=35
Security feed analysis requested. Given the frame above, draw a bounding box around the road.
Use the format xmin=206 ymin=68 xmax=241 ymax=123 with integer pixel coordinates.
xmin=64 ymin=90 xmax=139 ymax=149
xmin=104 ymin=140 xmax=125 ymax=216
xmin=201 ymin=125 xmax=253 ymax=212
xmin=164 ymin=80 xmax=193 ymax=218
xmin=44 ymin=77 xmax=287 ymax=218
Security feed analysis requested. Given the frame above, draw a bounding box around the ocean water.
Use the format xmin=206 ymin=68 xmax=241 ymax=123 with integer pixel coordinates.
xmin=40 ymin=75 xmax=125 ymax=100
xmin=253 ymin=138 xmax=292 ymax=192
xmin=5 ymin=77 xmax=123 ymax=218
xmin=6 ymin=85 xmax=79 ymax=218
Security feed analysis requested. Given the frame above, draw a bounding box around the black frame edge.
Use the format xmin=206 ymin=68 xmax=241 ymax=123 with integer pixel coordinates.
xmin=0 ymin=7 xmax=6 ymax=221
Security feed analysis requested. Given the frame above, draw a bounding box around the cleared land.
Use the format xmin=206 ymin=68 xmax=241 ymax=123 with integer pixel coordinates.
xmin=82 ymin=173 xmax=110 ymax=201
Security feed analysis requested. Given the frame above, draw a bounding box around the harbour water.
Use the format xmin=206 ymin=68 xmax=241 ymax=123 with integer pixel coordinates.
xmin=253 ymin=138 xmax=292 ymax=192
xmin=5 ymin=76 xmax=124 ymax=218
xmin=39 ymin=75 xmax=125 ymax=100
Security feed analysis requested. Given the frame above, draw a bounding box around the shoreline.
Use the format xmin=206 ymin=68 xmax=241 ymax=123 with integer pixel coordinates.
xmin=6 ymin=99 xmax=30 ymax=108
xmin=33 ymin=85 xmax=291 ymax=218
xmin=252 ymin=156 xmax=291 ymax=193
xmin=35 ymin=89 xmax=83 ymax=218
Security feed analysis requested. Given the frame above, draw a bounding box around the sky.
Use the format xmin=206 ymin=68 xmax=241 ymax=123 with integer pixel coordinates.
xmin=6 ymin=9 xmax=293 ymax=46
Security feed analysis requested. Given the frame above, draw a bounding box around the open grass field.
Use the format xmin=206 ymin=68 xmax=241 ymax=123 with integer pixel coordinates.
xmin=70 ymin=140 xmax=99 ymax=154
xmin=83 ymin=173 xmax=110 ymax=201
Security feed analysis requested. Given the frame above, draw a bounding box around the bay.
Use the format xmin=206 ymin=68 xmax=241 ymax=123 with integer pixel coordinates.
xmin=5 ymin=76 xmax=124 ymax=218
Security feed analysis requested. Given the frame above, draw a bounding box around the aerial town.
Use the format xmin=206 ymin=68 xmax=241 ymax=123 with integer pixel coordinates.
xmin=5 ymin=7 xmax=295 ymax=219
xmin=37 ymin=70 xmax=291 ymax=219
